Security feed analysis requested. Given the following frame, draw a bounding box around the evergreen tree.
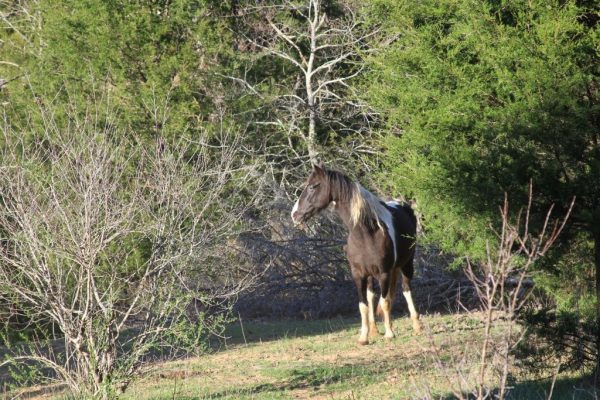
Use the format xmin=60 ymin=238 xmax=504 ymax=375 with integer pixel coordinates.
xmin=366 ymin=0 xmax=599 ymax=367
xmin=0 ymin=0 xmax=240 ymax=139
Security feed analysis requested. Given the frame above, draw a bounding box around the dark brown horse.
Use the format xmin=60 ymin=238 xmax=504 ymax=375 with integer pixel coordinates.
xmin=291 ymin=164 xmax=421 ymax=345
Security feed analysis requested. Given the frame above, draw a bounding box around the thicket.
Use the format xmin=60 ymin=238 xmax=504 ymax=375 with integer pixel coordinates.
xmin=0 ymin=0 xmax=598 ymax=397
xmin=365 ymin=0 xmax=599 ymax=376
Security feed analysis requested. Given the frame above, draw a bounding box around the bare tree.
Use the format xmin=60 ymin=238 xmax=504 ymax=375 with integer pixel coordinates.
xmin=0 ymin=101 xmax=259 ymax=398
xmin=235 ymin=0 xmax=378 ymax=165
xmin=467 ymin=187 xmax=574 ymax=399
xmin=421 ymin=186 xmax=574 ymax=399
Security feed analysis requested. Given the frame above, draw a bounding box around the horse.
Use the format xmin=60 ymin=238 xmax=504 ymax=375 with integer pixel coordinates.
xmin=291 ymin=163 xmax=421 ymax=345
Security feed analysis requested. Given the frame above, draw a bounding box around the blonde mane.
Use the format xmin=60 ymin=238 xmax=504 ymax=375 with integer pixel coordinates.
xmin=324 ymin=169 xmax=388 ymax=230
xmin=349 ymin=184 xmax=387 ymax=229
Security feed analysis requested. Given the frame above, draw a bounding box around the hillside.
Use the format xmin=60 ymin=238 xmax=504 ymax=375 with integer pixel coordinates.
xmin=15 ymin=313 xmax=595 ymax=400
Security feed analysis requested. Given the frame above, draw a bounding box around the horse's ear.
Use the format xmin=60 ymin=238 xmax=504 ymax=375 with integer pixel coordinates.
xmin=312 ymin=159 xmax=325 ymax=173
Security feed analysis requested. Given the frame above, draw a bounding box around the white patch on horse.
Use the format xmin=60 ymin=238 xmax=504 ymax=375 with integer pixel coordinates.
xmin=386 ymin=200 xmax=401 ymax=208
xmin=291 ymin=198 xmax=300 ymax=222
xmin=379 ymin=207 xmax=397 ymax=264
xmin=356 ymin=185 xmax=398 ymax=264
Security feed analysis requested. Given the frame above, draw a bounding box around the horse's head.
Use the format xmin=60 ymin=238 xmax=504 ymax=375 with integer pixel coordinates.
xmin=291 ymin=163 xmax=331 ymax=225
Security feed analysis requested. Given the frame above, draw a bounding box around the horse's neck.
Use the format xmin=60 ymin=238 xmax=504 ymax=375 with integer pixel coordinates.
xmin=328 ymin=183 xmax=354 ymax=230
xmin=333 ymin=197 xmax=373 ymax=234
xmin=333 ymin=201 xmax=354 ymax=231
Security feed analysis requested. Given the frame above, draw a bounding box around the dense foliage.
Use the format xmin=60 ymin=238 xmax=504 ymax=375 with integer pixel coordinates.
xmin=0 ymin=0 xmax=598 ymax=395
xmin=365 ymin=0 xmax=599 ymax=361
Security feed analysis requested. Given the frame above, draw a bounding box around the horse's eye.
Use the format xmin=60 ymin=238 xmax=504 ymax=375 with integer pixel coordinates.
xmin=310 ymin=183 xmax=320 ymax=190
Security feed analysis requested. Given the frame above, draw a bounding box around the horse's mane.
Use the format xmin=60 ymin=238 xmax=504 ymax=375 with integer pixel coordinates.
xmin=325 ymin=169 xmax=385 ymax=230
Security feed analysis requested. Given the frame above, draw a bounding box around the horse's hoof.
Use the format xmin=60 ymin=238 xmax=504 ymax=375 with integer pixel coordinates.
xmin=412 ymin=318 xmax=423 ymax=335
xmin=384 ymin=333 xmax=395 ymax=340
xmin=358 ymin=338 xmax=369 ymax=346
xmin=368 ymin=326 xmax=380 ymax=338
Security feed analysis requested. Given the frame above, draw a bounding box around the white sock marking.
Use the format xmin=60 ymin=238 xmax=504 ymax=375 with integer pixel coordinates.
xmin=359 ymin=302 xmax=369 ymax=341
xmin=291 ymin=198 xmax=300 ymax=222
xmin=403 ymin=290 xmax=418 ymax=318
xmin=379 ymin=296 xmax=394 ymax=338
xmin=366 ymin=288 xmax=376 ymax=325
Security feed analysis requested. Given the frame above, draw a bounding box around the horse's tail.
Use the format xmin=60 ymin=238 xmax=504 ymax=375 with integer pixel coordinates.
xmin=376 ymin=266 xmax=401 ymax=317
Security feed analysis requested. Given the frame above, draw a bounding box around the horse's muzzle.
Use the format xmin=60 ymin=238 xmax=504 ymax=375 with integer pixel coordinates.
xmin=292 ymin=210 xmax=313 ymax=229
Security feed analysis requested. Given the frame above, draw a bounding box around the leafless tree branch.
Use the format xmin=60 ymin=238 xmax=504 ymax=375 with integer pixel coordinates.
xmin=0 ymin=94 xmax=261 ymax=398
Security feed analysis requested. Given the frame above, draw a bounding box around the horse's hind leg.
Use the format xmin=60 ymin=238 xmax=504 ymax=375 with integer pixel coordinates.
xmin=366 ymin=276 xmax=379 ymax=338
xmin=401 ymin=265 xmax=422 ymax=334
xmin=378 ymin=271 xmax=397 ymax=339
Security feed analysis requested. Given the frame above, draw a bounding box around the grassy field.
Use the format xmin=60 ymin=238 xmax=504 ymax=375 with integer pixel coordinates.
xmin=10 ymin=313 xmax=598 ymax=399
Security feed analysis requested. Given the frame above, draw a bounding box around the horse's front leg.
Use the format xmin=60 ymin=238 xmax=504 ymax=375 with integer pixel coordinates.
xmin=352 ymin=271 xmax=369 ymax=345
xmin=378 ymin=271 xmax=395 ymax=339
xmin=366 ymin=276 xmax=379 ymax=338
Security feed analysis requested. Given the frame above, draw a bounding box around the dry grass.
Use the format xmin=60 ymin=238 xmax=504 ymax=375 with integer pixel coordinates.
xmin=7 ymin=312 xmax=596 ymax=399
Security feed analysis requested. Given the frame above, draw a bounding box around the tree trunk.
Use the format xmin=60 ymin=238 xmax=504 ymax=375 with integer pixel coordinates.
xmin=307 ymin=103 xmax=317 ymax=163
xmin=306 ymin=4 xmax=318 ymax=165
xmin=595 ymin=232 xmax=600 ymax=383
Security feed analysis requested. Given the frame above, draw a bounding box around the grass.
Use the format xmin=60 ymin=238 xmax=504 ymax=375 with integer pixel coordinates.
xmin=8 ymin=313 xmax=598 ymax=399
xmin=120 ymin=313 xmax=596 ymax=400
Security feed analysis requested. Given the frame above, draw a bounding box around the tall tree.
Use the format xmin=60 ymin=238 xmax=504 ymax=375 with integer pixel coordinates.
xmin=366 ymin=0 xmax=599 ymax=366
xmin=232 ymin=0 xmax=379 ymax=172
xmin=0 ymin=0 xmax=240 ymax=139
